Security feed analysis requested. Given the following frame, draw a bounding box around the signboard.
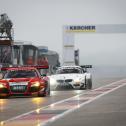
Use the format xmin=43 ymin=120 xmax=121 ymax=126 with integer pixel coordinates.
xmin=66 ymin=25 xmax=96 ymax=32
xmin=63 ymin=24 xmax=126 ymax=66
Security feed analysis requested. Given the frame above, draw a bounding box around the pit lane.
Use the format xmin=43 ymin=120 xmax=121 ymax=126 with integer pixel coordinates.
xmin=0 ymin=77 xmax=124 ymax=125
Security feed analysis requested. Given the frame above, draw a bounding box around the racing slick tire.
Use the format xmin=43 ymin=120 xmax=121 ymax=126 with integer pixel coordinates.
xmin=80 ymin=78 xmax=92 ymax=90
xmin=47 ymin=86 xmax=50 ymax=96
xmin=86 ymin=79 xmax=92 ymax=89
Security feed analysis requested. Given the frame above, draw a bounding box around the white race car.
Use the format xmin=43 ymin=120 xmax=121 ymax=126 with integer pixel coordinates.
xmin=49 ymin=65 xmax=92 ymax=90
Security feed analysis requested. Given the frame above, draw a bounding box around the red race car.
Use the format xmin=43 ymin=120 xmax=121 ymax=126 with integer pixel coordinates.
xmin=0 ymin=66 xmax=50 ymax=98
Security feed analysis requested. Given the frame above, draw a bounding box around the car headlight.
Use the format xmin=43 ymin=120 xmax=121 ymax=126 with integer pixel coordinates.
xmin=31 ymin=81 xmax=40 ymax=87
xmin=0 ymin=83 xmax=6 ymax=88
xmin=74 ymin=78 xmax=84 ymax=84
xmin=74 ymin=79 xmax=81 ymax=84
xmin=50 ymin=78 xmax=56 ymax=86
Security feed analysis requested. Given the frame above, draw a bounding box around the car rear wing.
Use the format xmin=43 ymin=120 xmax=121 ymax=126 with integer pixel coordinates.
xmin=80 ymin=65 xmax=92 ymax=72
xmin=80 ymin=65 xmax=92 ymax=68
xmin=26 ymin=65 xmax=49 ymax=69
xmin=1 ymin=65 xmax=49 ymax=71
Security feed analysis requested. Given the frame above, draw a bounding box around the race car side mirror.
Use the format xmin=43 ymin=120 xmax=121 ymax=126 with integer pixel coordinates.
xmin=80 ymin=65 xmax=92 ymax=68
xmin=41 ymin=74 xmax=47 ymax=77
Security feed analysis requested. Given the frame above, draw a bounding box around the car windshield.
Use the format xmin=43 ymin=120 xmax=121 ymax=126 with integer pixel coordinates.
xmin=56 ymin=68 xmax=81 ymax=74
xmin=4 ymin=70 xmax=37 ymax=78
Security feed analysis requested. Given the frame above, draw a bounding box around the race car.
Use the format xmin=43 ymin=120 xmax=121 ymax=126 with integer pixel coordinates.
xmin=49 ymin=65 xmax=92 ymax=90
xmin=0 ymin=66 xmax=50 ymax=98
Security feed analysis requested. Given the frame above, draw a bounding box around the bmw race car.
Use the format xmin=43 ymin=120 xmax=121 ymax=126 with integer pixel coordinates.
xmin=49 ymin=65 xmax=92 ymax=90
xmin=0 ymin=66 xmax=50 ymax=98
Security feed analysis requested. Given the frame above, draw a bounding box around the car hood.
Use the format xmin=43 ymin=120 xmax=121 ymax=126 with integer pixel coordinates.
xmin=49 ymin=74 xmax=86 ymax=80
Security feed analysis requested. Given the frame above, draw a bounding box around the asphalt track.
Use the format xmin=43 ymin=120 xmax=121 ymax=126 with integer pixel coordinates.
xmin=0 ymin=77 xmax=125 ymax=126
xmin=47 ymin=79 xmax=126 ymax=126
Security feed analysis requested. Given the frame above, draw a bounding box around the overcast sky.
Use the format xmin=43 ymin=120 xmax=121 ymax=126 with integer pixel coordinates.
xmin=0 ymin=0 xmax=126 ymax=66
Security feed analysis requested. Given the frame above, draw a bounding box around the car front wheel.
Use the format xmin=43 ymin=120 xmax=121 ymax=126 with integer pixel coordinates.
xmin=86 ymin=79 xmax=92 ymax=89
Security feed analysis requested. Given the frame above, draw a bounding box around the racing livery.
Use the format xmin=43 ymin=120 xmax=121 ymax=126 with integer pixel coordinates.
xmin=49 ymin=65 xmax=92 ymax=90
xmin=0 ymin=66 xmax=50 ymax=98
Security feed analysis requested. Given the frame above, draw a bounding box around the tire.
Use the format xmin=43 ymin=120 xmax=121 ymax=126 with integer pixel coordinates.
xmin=86 ymin=79 xmax=92 ymax=89
xmin=47 ymin=86 xmax=50 ymax=96
xmin=46 ymin=81 xmax=50 ymax=96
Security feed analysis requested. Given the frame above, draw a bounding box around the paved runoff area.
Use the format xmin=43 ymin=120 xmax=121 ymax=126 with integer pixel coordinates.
xmin=1 ymin=79 xmax=126 ymax=126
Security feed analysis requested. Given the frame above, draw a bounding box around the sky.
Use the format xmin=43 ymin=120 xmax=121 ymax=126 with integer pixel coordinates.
xmin=0 ymin=0 xmax=126 ymax=66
